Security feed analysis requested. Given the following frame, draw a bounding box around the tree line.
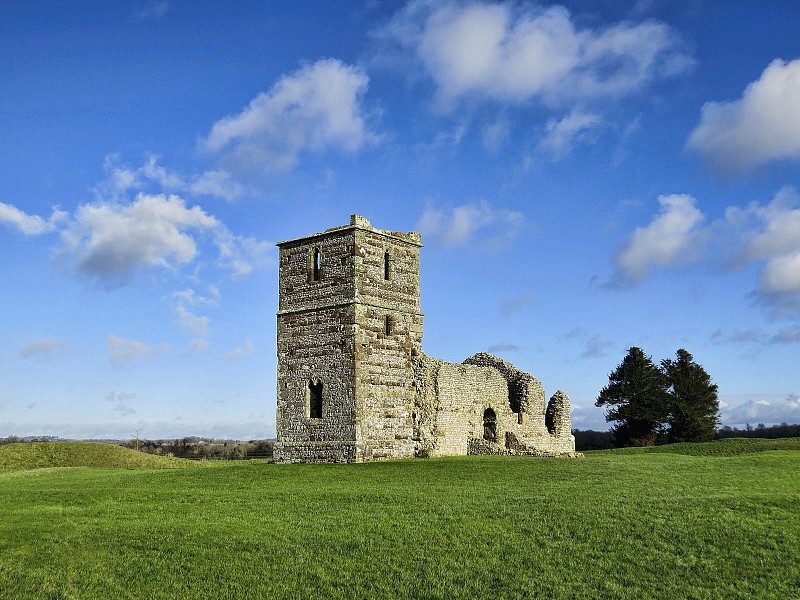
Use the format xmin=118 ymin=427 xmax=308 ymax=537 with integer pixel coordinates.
xmin=595 ymin=347 xmax=720 ymax=447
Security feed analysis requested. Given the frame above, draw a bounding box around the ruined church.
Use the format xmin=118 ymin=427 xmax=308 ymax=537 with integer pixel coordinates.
xmin=274 ymin=215 xmax=575 ymax=463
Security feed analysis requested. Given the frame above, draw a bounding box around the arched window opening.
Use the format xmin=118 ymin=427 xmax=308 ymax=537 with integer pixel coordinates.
xmin=308 ymin=380 xmax=323 ymax=419
xmin=311 ymin=248 xmax=321 ymax=282
xmin=384 ymin=251 xmax=391 ymax=280
xmin=483 ymin=408 xmax=497 ymax=442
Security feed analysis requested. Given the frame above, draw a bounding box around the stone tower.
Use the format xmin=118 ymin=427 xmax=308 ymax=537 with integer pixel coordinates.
xmin=274 ymin=214 xmax=576 ymax=463
xmin=274 ymin=215 xmax=424 ymax=463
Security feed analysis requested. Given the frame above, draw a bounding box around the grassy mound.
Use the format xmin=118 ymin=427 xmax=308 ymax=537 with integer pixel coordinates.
xmin=0 ymin=441 xmax=196 ymax=472
xmin=589 ymin=436 xmax=800 ymax=456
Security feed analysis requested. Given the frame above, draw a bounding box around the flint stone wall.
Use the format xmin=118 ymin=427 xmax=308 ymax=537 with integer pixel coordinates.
xmin=274 ymin=215 xmax=576 ymax=463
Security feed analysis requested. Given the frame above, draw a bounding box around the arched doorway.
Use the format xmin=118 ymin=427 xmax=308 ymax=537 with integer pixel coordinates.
xmin=483 ymin=408 xmax=497 ymax=442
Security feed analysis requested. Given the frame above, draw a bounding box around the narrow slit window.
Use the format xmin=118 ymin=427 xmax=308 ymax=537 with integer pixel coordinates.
xmin=385 ymin=314 xmax=392 ymax=336
xmin=384 ymin=251 xmax=391 ymax=280
xmin=483 ymin=408 xmax=497 ymax=442
xmin=308 ymin=380 xmax=323 ymax=418
xmin=312 ymin=248 xmax=321 ymax=282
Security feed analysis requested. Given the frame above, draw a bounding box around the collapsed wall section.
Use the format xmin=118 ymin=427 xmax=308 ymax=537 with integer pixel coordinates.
xmin=413 ymin=352 xmax=576 ymax=457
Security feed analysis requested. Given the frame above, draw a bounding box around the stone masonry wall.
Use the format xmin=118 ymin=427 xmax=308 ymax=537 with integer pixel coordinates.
xmin=274 ymin=215 xmax=575 ymax=462
xmin=352 ymin=223 xmax=422 ymax=460
xmin=274 ymin=227 xmax=359 ymax=463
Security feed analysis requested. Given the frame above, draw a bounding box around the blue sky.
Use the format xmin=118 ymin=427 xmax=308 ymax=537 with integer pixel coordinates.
xmin=2 ymin=0 xmax=799 ymax=439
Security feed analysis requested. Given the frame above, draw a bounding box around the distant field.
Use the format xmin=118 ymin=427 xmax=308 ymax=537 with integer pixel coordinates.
xmin=1 ymin=440 xmax=798 ymax=599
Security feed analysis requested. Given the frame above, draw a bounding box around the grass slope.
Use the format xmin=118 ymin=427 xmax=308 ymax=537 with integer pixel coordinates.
xmin=0 ymin=442 xmax=196 ymax=472
xmin=1 ymin=442 xmax=798 ymax=599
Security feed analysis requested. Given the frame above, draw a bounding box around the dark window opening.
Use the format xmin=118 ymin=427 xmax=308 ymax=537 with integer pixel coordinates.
xmin=483 ymin=408 xmax=497 ymax=442
xmin=508 ymin=380 xmax=523 ymax=413
xmin=309 ymin=380 xmax=323 ymax=418
xmin=312 ymin=248 xmax=321 ymax=282
xmin=385 ymin=314 xmax=393 ymax=336
xmin=384 ymin=251 xmax=391 ymax=280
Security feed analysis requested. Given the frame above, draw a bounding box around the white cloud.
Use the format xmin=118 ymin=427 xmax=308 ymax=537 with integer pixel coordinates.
xmin=108 ymin=334 xmax=157 ymax=364
xmin=189 ymin=170 xmax=246 ymax=202
xmin=382 ymin=1 xmax=692 ymax=109
xmin=203 ymin=59 xmax=374 ymax=172
xmin=136 ymin=1 xmax=170 ymax=20
xmin=59 ymin=193 xmax=219 ymax=282
xmin=7 ymin=186 xmax=272 ymax=286
xmin=175 ymin=304 xmax=209 ymax=338
xmin=726 ymin=187 xmax=800 ymax=314
xmin=687 ymin=58 xmax=800 ymax=174
xmin=537 ymin=110 xmax=602 ymax=158
xmin=95 ymin=155 xmax=244 ymax=203
xmin=720 ymin=394 xmax=800 ymax=427
xmin=221 ymin=339 xmax=255 ymax=362
xmin=168 ymin=288 xmax=218 ymax=307
xmin=417 ymin=199 xmax=524 ymax=249
xmin=214 ymin=229 xmax=275 ymax=279
xmin=613 ymin=194 xmax=705 ymax=284
xmin=482 ymin=117 xmax=510 ymax=153
xmin=0 ymin=202 xmax=66 ymax=236
xmin=17 ymin=338 xmax=69 ymax=359
xmin=173 ymin=302 xmax=211 ymax=354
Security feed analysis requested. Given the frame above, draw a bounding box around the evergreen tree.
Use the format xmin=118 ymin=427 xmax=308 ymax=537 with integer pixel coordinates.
xmin=662 ymin=349 xmax=719 ymax=443
xmin=596 ymin=347 xmax=671 ymax=447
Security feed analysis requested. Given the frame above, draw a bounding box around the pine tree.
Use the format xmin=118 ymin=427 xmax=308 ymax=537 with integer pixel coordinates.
xmin=595 ymin=347 xmax=671 ymax=447
xmin=662 ymin=349 xmax=719 ymax=443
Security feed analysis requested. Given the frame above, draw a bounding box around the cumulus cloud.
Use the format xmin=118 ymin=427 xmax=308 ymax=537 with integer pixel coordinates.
xmin=537 ymin=110 xmax=602 ymax=158
xmin=613 ymin=194 xmax=705 ymax=284
xmin=188 ymin=170 xmax=246 ymax=202
xmin=726 ymin=187 xmax=800 ymax=314
xmin=5 ymin=189 xmax=272 ymax=287
xmin=95 ymin=155 xmax=245 ymax=203
xmin=175 ymin=304 xmax=209 ymax=339
xmin=720 ymin=394 xmax=800 ymax=427
xmin=108 ymin=334 xmax=158 ymax=364
xmin=687 ymin=58 xmax=800 ymax=174
xmin=381 ymin=1 xmax=692 ymax=109
xmin=0 ymin=202 xmax=66 ymax=235
xmin=168 ymin=287 xmax=218 ymax=307
xmin=417 ymin=199 xmax=524 ymax=249
xmin=17 ymin=338 xmax=69 ymax=359
xmin=610 ymin=187 xmax=800 ymax=316
xmin=59 ymin=193 xmax=219 ymax=282
xmin=221 ymin=339 xmax=255 ymax=362
xmin=171 ymin=302 xmax=211 ymax=354
xmin=203 ymin=59 xmax=374 ymax=172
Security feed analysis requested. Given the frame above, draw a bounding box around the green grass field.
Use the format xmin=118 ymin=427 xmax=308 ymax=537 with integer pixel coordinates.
xmin=1 ymin=440 xmax=798 ymax=599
